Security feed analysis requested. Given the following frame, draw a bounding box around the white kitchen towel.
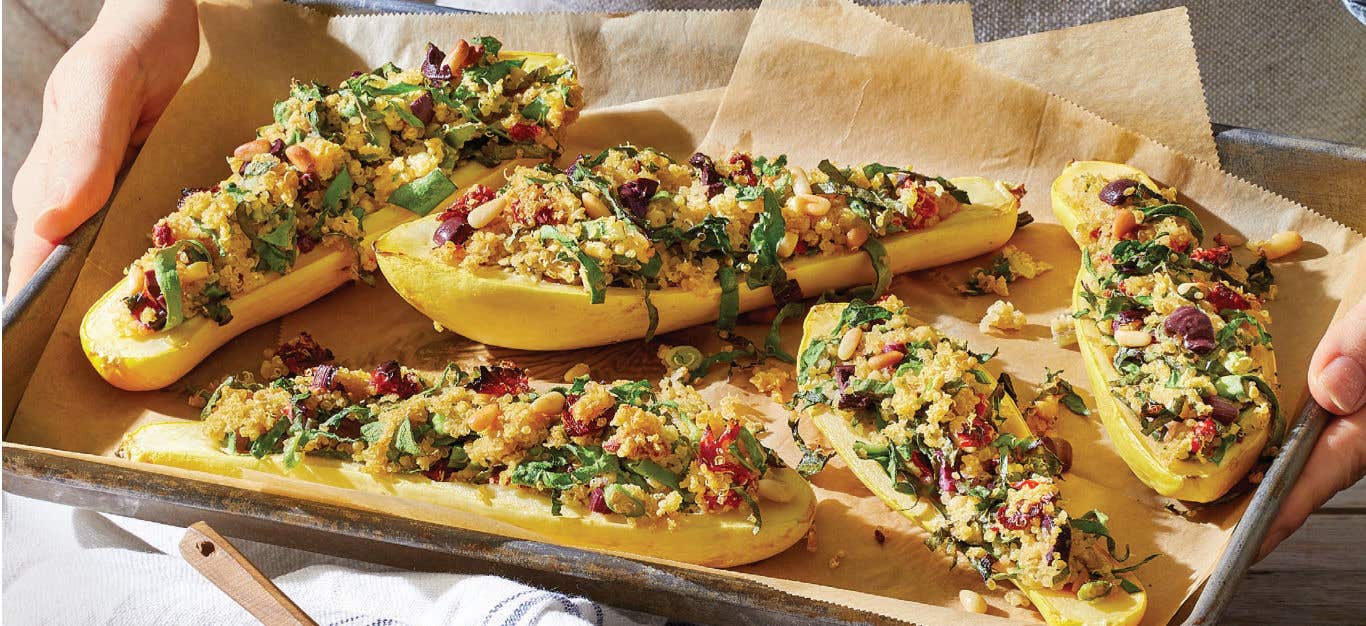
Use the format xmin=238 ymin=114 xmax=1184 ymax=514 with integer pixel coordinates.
xmin=2 ymin=493 xmax=660 ymax=626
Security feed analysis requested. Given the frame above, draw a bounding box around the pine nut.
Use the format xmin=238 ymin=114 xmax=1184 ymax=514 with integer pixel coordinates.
xmin=797 ymin=194 xmax=832 ymax=217
xmin=467 ymin=196 xmax=508 ymax=229
xmin=126 ymin=267 xmax=147 ymax=294
xmin=531 ymin=391 xmax=566 ymax=415
xmin=867 ymin=350 xmax=904 ymax=370
xmin=284 ymin=144 xmax=316 ymax=173
xmin=581 ymin=191 xmax=610 ymax=218
xmin=1114 ymin=328 xmax=1152 ymax=347
xmin=469 ymin=404 xmax=501 ymax=432
xmin=563 ymin=363 xmax=590 ymax=382
xmin=584 ymin=241 xmax=613 ymax=261
xmin=846 ymin=225 xmax=870 ymax=249
xmin=1113 ymin=209 xmax=1138 ymax=239
xmin=181 ymin=261 xmax=211 ymax=284
xmin=959 ymin=589 xmax=987 ymax=614
xmin=756 ymin=477 xmax=793 ymax=502
xmin=1250 ymin=230 xmax=1303 ymax=260
xmin=837 ymin=327 xmax=863 ymax=360
xmin=233 ymin=139 xmax=270 ymax=160
xmin=792 ymin=167 xmax=812 ymax=196
xmin=777 ymin=231 xmax=799 ymax=258
xmin=450 ymin=40 xmax=474 ymax=71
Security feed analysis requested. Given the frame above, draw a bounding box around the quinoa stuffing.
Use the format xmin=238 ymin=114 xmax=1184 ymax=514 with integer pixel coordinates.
xmin=428 ymin=144 xmax=987 ymax=330
xmin=960 ymin=245 xmax=1052 ymax=297
xmin=795 ymin=296 xmax=1145 ymax=599
xmin=1060 ymin=173 xmax=1281 ymax=466
xmin=980 ymin=300 xmax=1028 ymax=334
xmin=198 ymin=334 xmax=788 ymax=527
xmin=118 ymin=38 xmax=580 ymax=334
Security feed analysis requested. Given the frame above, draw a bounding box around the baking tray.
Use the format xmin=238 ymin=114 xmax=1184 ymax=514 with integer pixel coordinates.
xmin=6 ymin=4 xmax=1365 ymax=622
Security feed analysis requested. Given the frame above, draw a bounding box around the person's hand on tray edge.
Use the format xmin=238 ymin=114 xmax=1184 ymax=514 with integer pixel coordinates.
xmin=8 ymin=0 xmax=198 ymax=297
xmin=1261 ymin=295 xmax=1366 ymax=558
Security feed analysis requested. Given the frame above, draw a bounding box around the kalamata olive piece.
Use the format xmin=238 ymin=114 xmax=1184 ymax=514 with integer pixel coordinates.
xmin=1164 ymin=305 xmax=1216 ymax=354
xmin=1115 ymin=308 xmax=1149 ymax=327
xmin=420 ymin=42 xmax=452 ymax=83
xmin=433 ymin=212 xmax=472 ymax=247
xmin=1099 ymin=178 xmax=1139 ymax=206
xmin=832 ymin=364 xmax=876 ymax=409
xmin=1042 ymin=436 xmax=1074 ymax=472
xmin=1051 ymin=525 xmax=1072 ymax=564
xmin=1206 ymin=395 xmax=1241 ymax=424
xmin=409 ymin=92 xmax=435 ymax=126
xmin=618 ymin=178 xmax=659 ymax=217
xmin=689 ymin=152 xmax=726 ymax=198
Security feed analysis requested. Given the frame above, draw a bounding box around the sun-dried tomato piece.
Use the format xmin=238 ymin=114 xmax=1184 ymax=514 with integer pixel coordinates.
xmin=276 ymin=333 xmax=334 ymax=375
xmin=587 ymin=487 xmax=612 ymax=513
xmin=152 ymin=223 xmax=175 ymax=247
xmin=508 ymin=123 xmax=541 ymax=142
xmin=1205 ymin=283 xmax=1251 ymax=312
xmin=699 ymin=421 xmax=758 ymax=483
xmin=371 ymin=360 xmax=423 ymax=398
xmin=469 ymin=365 xmax=530 ymax=396
xmin=727 ymin=153 xmax=757 ymax=186
xmin=1191 ymin=245 xmax=1232 ymax=267
xmin=561 ymin=394 xmax=615 ymax=437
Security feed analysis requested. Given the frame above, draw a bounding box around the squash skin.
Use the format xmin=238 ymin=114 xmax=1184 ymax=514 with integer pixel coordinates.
xmin=1052 ymin=161 xmax=1277 ymax=502
xmin=800 ymin=303 xmax=1146 ymax=626
xmin=375 ymin=177 xmax=1020 ymax=350
xmin=119 ymin=421 xmax=816 ymax=568
xmin=80 ymin=51 xmax=568 ymax=391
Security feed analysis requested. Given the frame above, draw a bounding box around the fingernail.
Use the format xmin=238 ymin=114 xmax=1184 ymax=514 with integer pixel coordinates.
xmin=1318 ymin=355 xmax=1366 ymax=414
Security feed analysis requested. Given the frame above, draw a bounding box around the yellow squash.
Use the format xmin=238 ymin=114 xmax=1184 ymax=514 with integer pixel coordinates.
xmin=800 ymin=303 xmax=1146 ymax=626
xmin=375 ymin=177 xmax=1020 ymax=351
xmin=120 ymin=421 xmax=815 ymax=568
xmin=80 ymin=51 xmax=571 ymax=392
xmin=1052 ymin=161 xmax=1277 ymax=502
xmin=81 ymin=162 xmax=530 ymax=392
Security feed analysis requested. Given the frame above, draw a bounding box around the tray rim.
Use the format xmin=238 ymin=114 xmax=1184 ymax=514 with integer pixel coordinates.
xmin=3 ymin=16 xmax=1359 ymax=613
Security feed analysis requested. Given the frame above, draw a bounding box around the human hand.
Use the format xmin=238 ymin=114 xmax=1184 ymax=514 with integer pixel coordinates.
xmin=1260 ymin=295 xmax=1366 ymax=558
xmin=8 ymin=0 xmax=198 ymax=297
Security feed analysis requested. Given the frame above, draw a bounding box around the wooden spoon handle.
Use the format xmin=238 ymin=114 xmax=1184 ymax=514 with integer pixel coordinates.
xmin=180 ymin=522 xmax=317 ymax=626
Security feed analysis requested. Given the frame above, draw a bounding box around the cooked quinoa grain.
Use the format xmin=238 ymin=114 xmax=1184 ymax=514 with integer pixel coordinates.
xmin=1059 ymin=171 xmax=1280 ymax=465
xmin=118 ymin=39 xmax=580 ymax=335
xmin=796 ymin=296 xmax=1140 ymax=597
xmin=198 ymin=334 xmax=787 ymax=525
xmin=431 ymin=145 xmax=985 ymax=325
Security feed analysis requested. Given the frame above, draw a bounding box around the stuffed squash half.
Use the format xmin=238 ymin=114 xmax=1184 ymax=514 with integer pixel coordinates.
xmin=376 ymin=145 xmax=1022 ymax=350
xmin=796 ymin=299 xmax=1148 ymax=625
xmin=1052 ymin=161 xmax=1281 ymax=502
xmin=119 ymin=334 xmax=814 ymax=567
xmin=82 ymin=39 xmax=582 ymax=390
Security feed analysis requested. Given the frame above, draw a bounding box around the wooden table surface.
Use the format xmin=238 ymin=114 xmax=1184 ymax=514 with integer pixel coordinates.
xmin=4 ymin=1 xmax=1365 ymax=623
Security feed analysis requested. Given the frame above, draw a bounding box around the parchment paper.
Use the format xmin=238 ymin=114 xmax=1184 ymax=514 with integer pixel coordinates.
xmin=695 ymin=0 xmax=1364 ymax=622
xmin=962 ymin=7 xmax=1220 ymax=166
xmin=7 ymin=0 xmax=974 ymax=450
xmin=9 ymin=0 xmax=1362 ymax=624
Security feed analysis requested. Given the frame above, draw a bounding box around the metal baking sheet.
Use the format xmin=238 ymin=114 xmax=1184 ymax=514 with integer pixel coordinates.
xmin=5 ymin=2 xmax=1363 ymax=616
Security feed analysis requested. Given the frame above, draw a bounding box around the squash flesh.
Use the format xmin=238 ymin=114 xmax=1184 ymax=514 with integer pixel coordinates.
xmin=1052 ymin=160 xmax=1277 ymax=502
xmin=120 ymin=421 xmax=815 ymax=568
xmin=80 ymin=50 xmax=568 ymax=391
xmin=375 ymin=177 xmax=1019 ymax=350
xmin=800 ymin=303 xmax=1146 ymax=626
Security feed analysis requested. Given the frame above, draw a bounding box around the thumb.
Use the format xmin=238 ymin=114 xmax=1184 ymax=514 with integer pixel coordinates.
xmin=1260 ymin=296 xmax=1366 ymax=558
xmin=11 ymin=32 xmax=146 ymax=246
xmin=1309 ymin=296 xmax=1366 ymax=416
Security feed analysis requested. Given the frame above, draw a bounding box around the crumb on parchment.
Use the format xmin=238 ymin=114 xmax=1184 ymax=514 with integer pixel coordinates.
xmin=980 ymin=299 xmax=1027 ymax=334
